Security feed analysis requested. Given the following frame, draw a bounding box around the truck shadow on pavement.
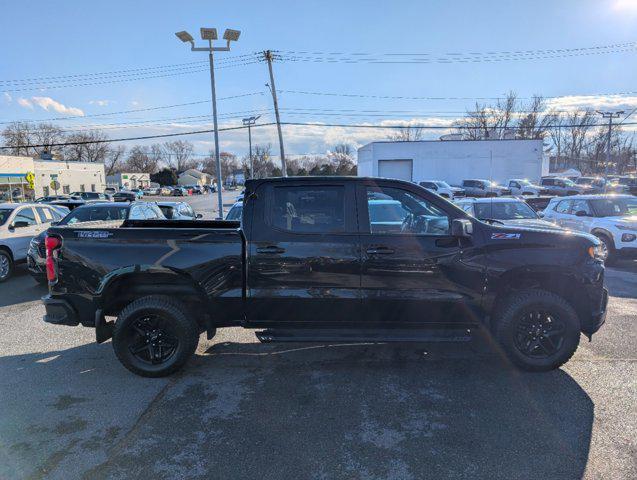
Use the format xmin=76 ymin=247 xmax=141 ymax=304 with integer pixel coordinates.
xmin=0 ymin=336 xmax=594 ymax=479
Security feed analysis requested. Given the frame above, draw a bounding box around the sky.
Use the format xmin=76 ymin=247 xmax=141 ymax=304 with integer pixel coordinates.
xmin=2 ymin=0 xmax=637 ymax=161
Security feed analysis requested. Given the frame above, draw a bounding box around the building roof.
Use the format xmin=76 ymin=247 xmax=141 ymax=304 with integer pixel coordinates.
xmin=179 ymin=169 xmax=206 ymax=179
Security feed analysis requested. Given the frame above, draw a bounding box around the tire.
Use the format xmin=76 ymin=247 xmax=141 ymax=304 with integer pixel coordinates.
xmin=112 ymin=295 xmax=199 ymax=377
xmin=0 ymin=250 xmax=14 ymax=283
xmin=594 ymin=233 xmax=617 ymax=266
xmin=494 ymin=290 xmax=580 ymax=372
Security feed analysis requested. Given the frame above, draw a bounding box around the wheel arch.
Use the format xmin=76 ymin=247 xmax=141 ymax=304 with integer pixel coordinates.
xmin=590 ymin=227 xmax=616 ymax=249
xmin=0 ymin=244 xmax=14 ymax=260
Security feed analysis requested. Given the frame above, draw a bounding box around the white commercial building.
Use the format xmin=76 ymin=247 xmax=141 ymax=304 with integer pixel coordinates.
xmin=0 ymin=155 xmax=106 ymax=199
xmin=106 ymin=172 xmax=150 ymax=190
xmin=357 ymin=139 xmax=548 ymax=185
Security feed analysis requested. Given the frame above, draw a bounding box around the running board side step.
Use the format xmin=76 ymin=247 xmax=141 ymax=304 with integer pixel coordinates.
xmin=255 ymin=328 xmax=473 ymax=343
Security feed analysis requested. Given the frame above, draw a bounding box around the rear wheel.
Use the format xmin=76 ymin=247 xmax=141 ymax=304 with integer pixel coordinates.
xmin=112 ymin=295 xmax=199 ymax=377
xmin=495 ymin=290 xmax=580 ymax=371
xmin=0 ymin=250 xmax=13 ymax=283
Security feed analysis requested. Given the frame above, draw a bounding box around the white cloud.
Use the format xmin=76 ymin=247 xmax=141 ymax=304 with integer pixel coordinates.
xmin=3 ymin=92 xmax=12 ymax=104
xmin=30 ymin=96 xmax=84 ymax=116
xmin=17 ymin=97 xmax=33 ymax=109
xmin=89 ymin=99 xmax=110 ymax=107
xmin=546 ymin=95 xmax=637 ymax=112
xmin=130 ymin=100 xmax=140 ymax=107
xmin=15 ymin=96 xmax=84 ymax=116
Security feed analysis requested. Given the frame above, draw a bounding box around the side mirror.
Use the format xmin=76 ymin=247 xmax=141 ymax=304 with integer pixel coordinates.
xmin=196 ymin=213 xmax=203 ymax=219
xmin=50 ymin=221 xmax=59 ymax=226
xmin=451 ymin=218 xmax=473 ymax=237
xmin=13 ymin=220 xmax=30 ymax=228
xmin=537 ymin=211 xmax=545 ymax=218
xmin=575 ymin=210 xmax=588 ymax=217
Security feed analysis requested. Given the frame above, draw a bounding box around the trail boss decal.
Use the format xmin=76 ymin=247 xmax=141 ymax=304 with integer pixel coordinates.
xmin=491 ymin=232 xmax=521 ymax=240
xmin=75 ymin=231 xmax=113 ymax=239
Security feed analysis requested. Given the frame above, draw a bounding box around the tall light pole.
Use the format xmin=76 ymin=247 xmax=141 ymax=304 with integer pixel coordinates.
xmin=242 ymin=115 xmax=260 ymax=179
xmin=596 ymin=110 xmax=624 ymax=177
xmin=264 ymin=50 xmax=287 ymax=176
xmin=176 ymin=27 xmax=241 ymax=219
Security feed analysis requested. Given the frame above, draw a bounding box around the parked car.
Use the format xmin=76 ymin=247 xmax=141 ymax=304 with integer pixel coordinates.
xmin=225 ymin=202 xmax=243 ymax=221
xmin=157 ymin=201 xmax=202 ymax=220
xmin=43 ymin=177 xmax=607 ymax=377
xmin=130 ymin=189 xmax=144 ymax=199
xmin=612 ymin=176 xmax=637 ymax=196
xmin=47 ymin=199 xmax=103 ymax=211
xmin=0 ymin=203 xmax=66 ymax=282
xmin=524 ymin=196 xmax=555 ymax=213
xmin=574 ymin=177 xmax=627 ymax=195
xmin=171 ymin=187 xmax=186 ymax=197
xmin=455 ymin=197 xmax=559 ymax=229
xmin=104 ymin=187 xmax=117 ymax=195
xmin=505 ymin=179 xmax=549 ymax=196
xmin=419 ymin=180 xmax=465 ymax=199
xmin=113 ymin=191 xmax=137 ymax=202
xmin=542 ymin=194 xmax=637 ymax=263
xmin=35 ymin=195 xmax=69 ymax=203
xmin=27 ymin=202 xmax=165 ymax=284
xmin=540 ymin=177 xmax=592 ymax=196
xmin=461 ymin=179 xmax=512 ymax=197
xmin=70 ymin=191 xmax=111 ymax=201
xmin=160 ymin=186 xmax=173 ymax=196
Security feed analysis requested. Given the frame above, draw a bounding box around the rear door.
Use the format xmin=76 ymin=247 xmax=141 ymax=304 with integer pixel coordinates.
xmin=246 ymin=180 xmax=361 ymax=325
xmin=358 ymin=180 xmax=483 ymax=327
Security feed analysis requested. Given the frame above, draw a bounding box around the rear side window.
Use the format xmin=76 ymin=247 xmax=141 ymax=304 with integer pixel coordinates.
xmin=555 ymin=200 xmax=571 ymax=214
xmin=271 ymin=186 xmax=345 ymax=233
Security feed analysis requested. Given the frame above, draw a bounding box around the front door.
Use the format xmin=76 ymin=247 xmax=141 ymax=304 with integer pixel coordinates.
xmin=246 ymin=181 xmax=361 ymax=326
xmin=358 ymin=181 xmax=483 ymax=327
xmin=7 ymin=207 xmax=41 ymax=260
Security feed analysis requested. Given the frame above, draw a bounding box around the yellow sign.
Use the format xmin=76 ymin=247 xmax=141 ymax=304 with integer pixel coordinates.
xmin=25 ymin=171 xmax=35 ymax=189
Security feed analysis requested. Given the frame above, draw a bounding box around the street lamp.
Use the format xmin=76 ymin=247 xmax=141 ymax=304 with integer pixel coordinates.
xmin=175 ymin=27 xmax=241 ymax=219
xmin=242 ymin=115 xmax=261 ymax=179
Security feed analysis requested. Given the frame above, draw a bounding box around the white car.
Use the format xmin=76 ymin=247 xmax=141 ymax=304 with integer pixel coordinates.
xmin=505 ymin=179 xmax=549 ymax=196
xmin=418 ymin=180 xmax=465 ymax=199
xmin=454 ymin=197 xmax=559 ymax=229
xmin=0 ymin=203 xmax=66 ymax=282
xmin=543 ymin=194 xmax=637 ymax=263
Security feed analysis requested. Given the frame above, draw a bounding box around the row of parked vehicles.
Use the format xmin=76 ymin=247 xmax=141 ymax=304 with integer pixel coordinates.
xmin=419 ymin=175 xmax=637 ymax=199
xmin=0 ymin=196 xmax=203 ymax=282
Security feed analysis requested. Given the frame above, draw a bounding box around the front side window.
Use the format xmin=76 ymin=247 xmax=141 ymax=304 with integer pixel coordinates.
xmin=366 ymin=187 xmax=449 ymax=235
xmin=271 ymin=186 xmax=345 ymax=233
xmin=474 ymin=201 xmax=537 ymax=220
xmin=14 ymin=207 xmax=37 ymax=227
xmin=570 ymin=199 xmax=592 ymax=216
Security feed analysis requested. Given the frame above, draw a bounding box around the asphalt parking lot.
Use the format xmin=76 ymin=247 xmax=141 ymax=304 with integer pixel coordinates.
xmin=0 ymin=195 xmax=635 ymax=479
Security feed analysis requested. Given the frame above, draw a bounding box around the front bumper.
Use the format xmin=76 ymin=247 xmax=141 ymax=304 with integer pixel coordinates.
xmin=581 ymin=285 xmax=608 ymax=337
xmin=616 ymin=246 xmax=637 ymax=258
xmin=43 ymin=295 xmax=80 ymax=326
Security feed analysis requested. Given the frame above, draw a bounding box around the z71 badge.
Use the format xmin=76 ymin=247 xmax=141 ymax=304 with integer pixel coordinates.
xmin=75 ymin=231 xmax=113 ymax=239
xmin=491 ymin=232 xmax=521 ymax=240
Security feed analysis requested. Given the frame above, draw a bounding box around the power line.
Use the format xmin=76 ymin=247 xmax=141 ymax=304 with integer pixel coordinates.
xmin=0 ymin=92 xmax=266 ymax=125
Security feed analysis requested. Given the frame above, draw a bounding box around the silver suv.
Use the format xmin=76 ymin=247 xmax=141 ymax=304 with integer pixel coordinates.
xmin=461 ymin=179 xmax=512 ymax=197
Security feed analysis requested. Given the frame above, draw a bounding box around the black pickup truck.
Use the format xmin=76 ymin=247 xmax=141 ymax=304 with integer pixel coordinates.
xmin=42 ymin=177 xmax=608 ymax=377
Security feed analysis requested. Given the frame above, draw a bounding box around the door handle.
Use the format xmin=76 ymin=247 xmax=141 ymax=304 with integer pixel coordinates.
xmin=256 ymin=246 xmax=286 ymax=254
xmin=366 ymin=246 xmax=395 ymax=255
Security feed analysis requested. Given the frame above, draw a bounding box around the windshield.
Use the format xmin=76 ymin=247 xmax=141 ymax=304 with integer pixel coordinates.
xmin=590 ymin=198 xmax=637 ymax=217
xmin=562 ymin=178 xmax=576 ymax=187
xmin=434 ymin=181 xmax=451 ymax=188
xmin=60 ymin=206 xmax=129 ymax=225
xmin=474 ymin=201 xmax=538 ymax=220
xmin=517 ymin=179 xmax=532 ymax=186
xmin=0 ymin=208 xmax=13 ymax=226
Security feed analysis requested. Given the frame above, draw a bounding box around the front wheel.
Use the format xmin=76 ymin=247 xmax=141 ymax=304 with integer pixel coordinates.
xmin=0 ymin=251 xmax=13 ymax=283
xmin=112 ymin=295 xmax=199 ymax=377
xmin=594 ymin=233 xmax=616 ymax=265
xmin=494 ymin=290 xmax=580 ymax=371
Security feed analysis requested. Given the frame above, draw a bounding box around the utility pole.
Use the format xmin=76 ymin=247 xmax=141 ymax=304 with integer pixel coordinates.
xmin=264 ymin=50 xmax=287 ymax=176
xmin=242 ymin=115 xmax=260 ymax=179
xmin=596 ymin=111 xmax=624 ymax=176
xmin=176 ymin=27 xmax=241 ymax=219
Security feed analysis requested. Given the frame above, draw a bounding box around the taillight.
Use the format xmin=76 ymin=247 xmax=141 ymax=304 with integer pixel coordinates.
xmin=45 ymin=236 xmax=62 ymax=284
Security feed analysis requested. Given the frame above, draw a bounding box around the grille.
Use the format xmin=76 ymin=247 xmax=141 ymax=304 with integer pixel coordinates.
xmin=36 ymin=240 xmax=46 ymax=258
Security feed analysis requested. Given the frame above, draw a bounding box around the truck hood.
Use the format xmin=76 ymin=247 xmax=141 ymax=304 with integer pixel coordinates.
xmin=501 ymin=218 xmax=564 ymax=230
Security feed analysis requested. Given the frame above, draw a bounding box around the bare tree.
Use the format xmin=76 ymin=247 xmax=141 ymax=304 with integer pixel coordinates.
xmin=516 ymin=96 xmax=553 ymax=140
xmin=388 ymin=126 xmax=423 ymax=142
xmin=163 ymin=140 xmax=195 ymax=171
xmin=124 ymin=146 xmax=159 ymax=173
xmin=63 ymin=131 xmax=110 ymax=162
xmin=454 ymin=91 xmax=517 ymax=140
xmin=328 ymin=143 xmax=356 ymax=175
xmin=104 ymin=145 xmax=126 ymax=176
xmin=1 ymin=121 xmax=65 ymax=156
